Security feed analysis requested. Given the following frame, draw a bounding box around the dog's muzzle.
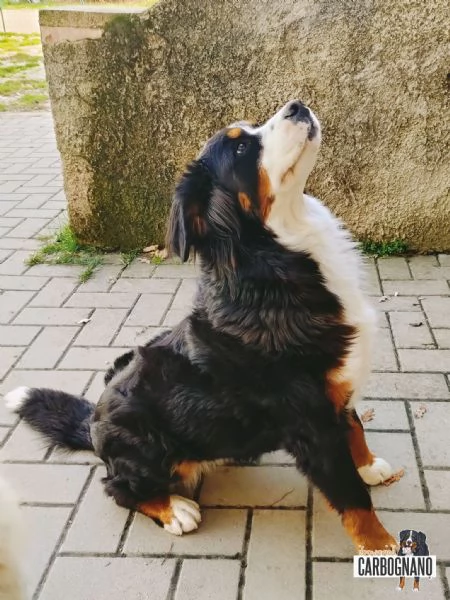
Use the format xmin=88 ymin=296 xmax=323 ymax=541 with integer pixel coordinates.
xmin=283 ymin=100 xmax=317 ymax=140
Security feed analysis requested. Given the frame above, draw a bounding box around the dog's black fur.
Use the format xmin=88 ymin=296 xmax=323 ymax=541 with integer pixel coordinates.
xmin=397 ymin=530 xmax=429 ymax=591
xmin=12 ymin=121 xmax=383 ymax=540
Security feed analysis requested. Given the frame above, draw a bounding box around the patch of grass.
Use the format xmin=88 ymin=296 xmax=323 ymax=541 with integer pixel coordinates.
xmin=0 ymin=33 xmax=47 ymax=111
xmin=120 ymin=249 xmax=140 ymax=266
xmin=0 ymin=59 xmax=41 ymax=77
xmin=360 ymin=239 xmax=409 ymax=257
xmin=15 ymin=92 xmax=48 ymax=109
xmin=0 ymin=102 xmax=7 ymax=112
xmin=8 ymin=51 xmax=40 ymax=63
xmin=0 ymin=79 xmax=46 ymax=96
xmin=151 ymin=255 xmax=164 ymax=265
xmin=80 ymin=256 xmax=103 ymax=283
xmin=26 ymin=224 xmax=104 ymax=282
xmin=0 ymin=33 xmax=41 ymax=52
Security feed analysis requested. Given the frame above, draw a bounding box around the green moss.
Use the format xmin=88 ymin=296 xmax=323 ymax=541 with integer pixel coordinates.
xmin=26 ymin=224 xmax=105 ymax=282
xmin=360 ymin=239 xmax=409 ymax=257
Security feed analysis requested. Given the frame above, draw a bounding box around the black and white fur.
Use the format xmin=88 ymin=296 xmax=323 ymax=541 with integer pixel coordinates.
xmin=5 ymin=100 xmax=395 ymax=550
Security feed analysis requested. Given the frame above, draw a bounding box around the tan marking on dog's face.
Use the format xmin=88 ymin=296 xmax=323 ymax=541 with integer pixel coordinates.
xmin=238 ymin=192 xmax=252 ymax=212
xmin=227 ymin=127 xmax=242 ymax=139
xmin=341 ymin=508 xmax=398 ymax=553
xmin=258 ymin=167 xmax=275 ymax=220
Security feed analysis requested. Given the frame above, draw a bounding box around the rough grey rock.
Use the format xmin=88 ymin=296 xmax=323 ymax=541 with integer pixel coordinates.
xmin=40 ymin=0 xmax=450 ymax=250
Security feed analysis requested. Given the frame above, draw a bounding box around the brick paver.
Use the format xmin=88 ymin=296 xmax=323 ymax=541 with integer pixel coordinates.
xmin=1 ymin=113 xmax=450 ymax=599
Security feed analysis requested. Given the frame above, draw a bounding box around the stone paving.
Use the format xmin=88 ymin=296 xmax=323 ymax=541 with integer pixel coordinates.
xmin=1 ymin=112 xmax=450 ymax=600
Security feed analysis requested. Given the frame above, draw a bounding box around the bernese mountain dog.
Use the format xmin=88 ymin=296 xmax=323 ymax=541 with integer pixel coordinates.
xmin=5 ymin=100 xmax=397 ymax=552
xmin=397 ymin=530 xmax=430 ymax=591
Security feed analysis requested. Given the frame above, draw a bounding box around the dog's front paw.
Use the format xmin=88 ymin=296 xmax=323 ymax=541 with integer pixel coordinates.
xmin=358 ymin=457 xmax=394 ymax=486
xmin=163 ymin=495 xmax=201 ymax=536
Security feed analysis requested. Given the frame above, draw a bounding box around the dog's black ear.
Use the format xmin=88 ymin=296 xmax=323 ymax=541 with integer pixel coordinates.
xmin=417 ymin=531 xmax=427 ymax=544
xmin=166 ymin=160 xmax=213 ymax=262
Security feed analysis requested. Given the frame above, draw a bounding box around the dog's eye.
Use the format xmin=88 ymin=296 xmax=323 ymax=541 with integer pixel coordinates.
xmin=236 ymin=141 xmax=249 ymax=156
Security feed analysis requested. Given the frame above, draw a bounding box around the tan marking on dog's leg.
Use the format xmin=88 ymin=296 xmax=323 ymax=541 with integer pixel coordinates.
xmin=348 ymin=412 xmax=375 ymax=469
xmin=347 ymin=411 xmax=394 ymax=486
xmin=341 ymin=508 xmax=397 ymax=553
xmin=397 ymin=576 xmax=406 ymax=590
xmin=173 ymin=460 xmax=222 ymax=491
xmin=326 ymin=368 xmax=353 ymax=412
xmin=137 ymin=495 xmax=201 ymax=536
xmin=413 ymin=579 xmax=420 ymax=592
xmin=173 ymin=461 xmax=204 ymax=489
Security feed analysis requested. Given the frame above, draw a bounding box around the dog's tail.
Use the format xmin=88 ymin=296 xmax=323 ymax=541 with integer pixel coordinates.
xmin=4 ymin=387 xmax=95 ymax=451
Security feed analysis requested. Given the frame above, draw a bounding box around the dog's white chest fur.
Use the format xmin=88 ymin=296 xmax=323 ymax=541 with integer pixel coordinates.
xmin=267 ymin=193 xmax=376 ymax=406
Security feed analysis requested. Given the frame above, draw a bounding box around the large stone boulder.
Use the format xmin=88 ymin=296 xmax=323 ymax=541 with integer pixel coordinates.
xmin=40 ymin=1 xmax=449 ymax=251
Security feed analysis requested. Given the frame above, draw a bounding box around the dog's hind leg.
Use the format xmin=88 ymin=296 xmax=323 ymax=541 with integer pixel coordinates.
xmin=413 ymin=578 xmax=420 ymax=592
xmin=287 ymin=419 xmax=397 ymax=553
xmin=347 ymin=409 xmax=394 ymax=485
xmin=397 ymin=576 xmax=405 ymax=591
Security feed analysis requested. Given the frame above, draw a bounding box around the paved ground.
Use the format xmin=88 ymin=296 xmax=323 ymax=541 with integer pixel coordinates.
xmin=1 ymin=112 xmax=450 ymax=600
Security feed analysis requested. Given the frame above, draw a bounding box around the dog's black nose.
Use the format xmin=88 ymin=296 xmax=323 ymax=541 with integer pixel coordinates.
xmin=284 ymin=100 xmax=311 ymax=122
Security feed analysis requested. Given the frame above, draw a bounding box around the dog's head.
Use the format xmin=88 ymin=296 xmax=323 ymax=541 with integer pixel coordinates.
xmin=166 ymin=100 xmax=321 ymax=262
xmin=398 ymin=530 xmax=428 ymax=555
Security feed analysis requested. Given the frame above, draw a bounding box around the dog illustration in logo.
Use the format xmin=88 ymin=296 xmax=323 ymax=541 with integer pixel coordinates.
xmin=397 ymin=530 xmax=429 ymax=592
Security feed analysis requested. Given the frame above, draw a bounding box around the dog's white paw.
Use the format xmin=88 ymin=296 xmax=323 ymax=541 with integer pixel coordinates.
xmin=4 ymin=386 xmax=30 ymax=413
xmin=396 ymin=587 xmax=403 ymax=592
xmin=413 ymin=589 xmax=419 ymax=593
xmin=358 ymin=457 xmax=394 ymax=486
xmin=163 ymin=495 xmax=201 ymax=536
